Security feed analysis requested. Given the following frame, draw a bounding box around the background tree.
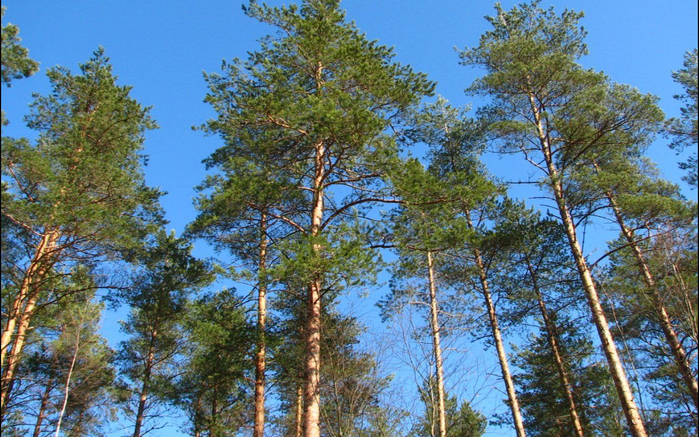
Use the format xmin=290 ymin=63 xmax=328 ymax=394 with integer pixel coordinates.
xmin=167 ymin=289 xmax=254 ymax=437
xmin=115 ymin=230 xmax=214 ymax=437
xmin=1 ymin=6 xmax=39 ymax=87
xmin=665 ymin=48 xmax=698 ymax=188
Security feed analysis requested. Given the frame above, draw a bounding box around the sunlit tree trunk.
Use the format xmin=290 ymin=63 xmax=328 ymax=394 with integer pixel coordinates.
xmin=1 ymin=231 xmax=58 ymax=417
xmin=426 ymin=251 xmax=447 ymax=437
xmin=467 ymin=213 xmax=527 ymax=437
xmin=254 ymin=214 xmax=269 ymax=437
xmin=530 ymin=91 xmax=648 ymax=437
xmin=604 ymin=190 xmax=699 ymax=409
xmin=304 ymin=138 xmax=325 ymax=437
xmin=54 ymin=328 xmax=81 ymax=437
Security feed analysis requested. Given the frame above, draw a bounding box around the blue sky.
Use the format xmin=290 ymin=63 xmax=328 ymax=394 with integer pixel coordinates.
xmin=2 ymin=1 xmax=697 ymax=436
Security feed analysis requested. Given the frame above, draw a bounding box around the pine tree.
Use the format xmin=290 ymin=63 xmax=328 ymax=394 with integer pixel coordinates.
xmin=167 ymin=289 xmax=254 ymax=437
xmin=196 ymin=2 xmax=433 ymax=435
xmin=459 ymin=3 xmax=663 ymax=434
xmin=666 ymin=49 xmax=698 ymax=188
xmin=115 ymin=230 xmax=213 ymax=437
xmin=1 ymin=48 xmax=163 ymax=417
xmin=1 ymin=6 xmax=39 ymax=87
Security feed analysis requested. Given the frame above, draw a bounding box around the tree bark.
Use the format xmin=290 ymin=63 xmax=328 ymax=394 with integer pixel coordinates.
xmin=133 ymin=330 xmax=157 ymax=437
xmin=254 ymin=214 xmax=269 ymax=437
xmin=296 ymin=382 xmax=304 ymax=437
xmin=528 ymin=91 xmax=648 ymax=437
xmin=303 ymin=138 xmax=325 ymax=437
xmin=54 ymin=327 xmax=81 ymax=437
xmin=32 ymin=376 xmax=55 ymax=437
xmin=1 ymin=231 xmax=58 ymax=417
xmin=467 ymin=213 xmax=527 ymax=437
xmin=526 ymin=261 xmax=586 ymax=437
xmin=426 ymin=251 xmax=447 ymax=437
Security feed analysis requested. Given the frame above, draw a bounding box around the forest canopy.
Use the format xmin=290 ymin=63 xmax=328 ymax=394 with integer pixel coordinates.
xmin=1 ymin=1 xmax=697 ymax=437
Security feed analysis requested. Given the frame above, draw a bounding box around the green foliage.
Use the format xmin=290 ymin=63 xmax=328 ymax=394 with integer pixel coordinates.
xmin=8 ymin=289 xmax=117 ymax=437
xmin=169 ymin=289 xmax=254 ymax=437
xmin=1 ymin=7 xmax=39 ymax=86
xmin=666 ymin=49 xmax=698 ymax=188
xmin=412 ymin=377 xmax=486 ymax=437
xmin=2 ymin=47 xmax=163 ymax=264
xmin=115 ymin=230 xmax=214 ymax=434
xmin=511 ymin=317 xmax=626 ymax=437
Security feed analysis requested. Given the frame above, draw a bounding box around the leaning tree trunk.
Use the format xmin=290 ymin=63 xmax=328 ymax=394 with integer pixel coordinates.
xmin=526 ymin=260 xmax=586 ymax=437
xmin=604 ymin=190 xmax=699 ymax=410
xmin=529 ymin=90 xmax=648 ymax=437
xmin=32 ymin=375 xmax=55 ymax=437
xmin=466 ymin=213 xmax=528 ymax=437
xmin=1 ymin=231 xmax=58 ymax=417
xmin=54 ymin=328 xmax=81 ymax=437
xmin=426 ymin=251 xmax=447 ymax=437
xmin=254 ymin=214 xmax=269 ymax=437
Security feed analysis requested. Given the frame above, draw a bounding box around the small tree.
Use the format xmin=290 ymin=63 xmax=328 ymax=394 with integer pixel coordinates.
xmin=115 ymin=230 xmax=213 ymax=437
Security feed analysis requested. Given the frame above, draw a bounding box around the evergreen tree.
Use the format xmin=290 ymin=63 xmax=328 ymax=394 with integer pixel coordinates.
xmin=167 ymin=289 xmax=254 ymax=437
xmin=412 ymin=378 xmax=486 ymax=437
xmin=666 ymin=49 xmax=698 ymax=188
xmin=1 ymin=48 xmax=163 ymax=417
xmin=115 ymin=230 xmax=214 ymax=437
xmin=511 ymin=318 xmax=626 ymax=437
xmin=1 ymin=6 xmax=39 ymax=87
xmin=459 ymin=3 xmax=665 ymax=434
xmin=197 ymin=2 xmax=433 ymax=435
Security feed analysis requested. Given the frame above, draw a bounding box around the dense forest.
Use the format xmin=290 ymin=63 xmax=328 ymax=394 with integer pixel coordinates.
xmin=1 ymin=1 xmax=697 ymax=437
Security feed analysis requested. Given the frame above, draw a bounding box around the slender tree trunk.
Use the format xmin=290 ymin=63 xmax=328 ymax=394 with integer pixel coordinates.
xmin=304 ymin=138 xmax=325 ymax=437
xmin=526 ymin=261 xmax=586 ymax=437
xmin=133 ymin=331 xmax=157 ymax=437
xmin=604 ymin=190 xmax=699 ymax=409
xmin=426 ymin=251 xmax=447 ymax=437
xmin=296 ymin=382 xmax=304 ymax=437
xmin=1 ymin=231 xmax=58 ymax=417
xmin=254 ymin=214 xmax=269 ymax=437
xmin=467 ymin=213 xmax=527 ymax=437
xmin=54 ymin=329 xmax=81 ymax=437
xmin=528 ymin=92 xmax=648 ymax=437
xmin=32 ymin=376 xmax=55 ymax=437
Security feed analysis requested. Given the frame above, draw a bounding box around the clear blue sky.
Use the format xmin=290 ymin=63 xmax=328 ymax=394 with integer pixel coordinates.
xmin=2 ymin=1 xmax=697 ymax=436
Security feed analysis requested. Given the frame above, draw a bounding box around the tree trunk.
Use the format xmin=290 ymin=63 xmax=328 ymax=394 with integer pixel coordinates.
xmin=1 ymin=231 xmax=58 ymax=417
xmin=133 ymin=331 xmax=157 ymax=437
xmin=54 ymin=328 xmax=81 ymax=437
xmin=604 ymin=190 xmax=699 ymax=409
xmin=296 ymin=382 xmax=304 ymax=437
xmin=529 ymin=91 xmax=648 ymax=437
xmin=526 ymin=261 xmax=586 ymax=437
xmin=32 ymin=376 xmax=54 ymax=437
xmin=303 ymin=139 xmax=325 ymax=437
xmin=467 ymin=212 xmax=527 ymax=437
xmin=426 ymin=251 xmax=447 ymax=437
xmin=254 ymin=214 xmax=269 ymax=437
